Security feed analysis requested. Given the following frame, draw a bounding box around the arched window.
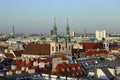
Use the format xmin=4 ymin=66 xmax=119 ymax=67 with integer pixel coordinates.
xmin=52 ymin=47 xmax=54 ymax=51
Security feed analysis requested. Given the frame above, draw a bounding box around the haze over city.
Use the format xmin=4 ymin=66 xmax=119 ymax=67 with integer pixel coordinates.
xmin=0 ymin=0 xmax=120 ymax=34
xmin=1 ymin=1 xmax=120 ymax=80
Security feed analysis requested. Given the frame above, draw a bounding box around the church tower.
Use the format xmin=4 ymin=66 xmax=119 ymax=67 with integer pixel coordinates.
xmin=83 ymin=28 xmax=87 ymax=37
xmin=51 ymin=17 xmax=58 ymax=42
xmin=64 ymin=18 xmax=70 ymax=42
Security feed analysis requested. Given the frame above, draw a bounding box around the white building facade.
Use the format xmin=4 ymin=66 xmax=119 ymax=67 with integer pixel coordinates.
xmin=96 ymin=30 xmax=106 ymax=41
xmin=50 ymin=42 xmax=72 ymax=54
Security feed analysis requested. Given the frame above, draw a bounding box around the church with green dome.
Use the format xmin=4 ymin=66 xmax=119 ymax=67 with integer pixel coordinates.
xmin=50 ymin=18 xmax=71 ymax=43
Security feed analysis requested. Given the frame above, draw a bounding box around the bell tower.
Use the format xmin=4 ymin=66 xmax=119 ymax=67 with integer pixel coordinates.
xmin=51 ymin=17 xmax=58 ymax=42
xmin=64 ymin=18 xmax=70 ymax=42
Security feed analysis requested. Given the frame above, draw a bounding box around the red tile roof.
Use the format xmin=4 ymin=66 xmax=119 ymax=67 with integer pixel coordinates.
xmin=56 ymin=55 xmax=69 ymax=60
xmin=72 ymin=42 xmax=104 ymax=54
xmin=85 ymin=49 xmax=108 ymax=56
xmin=19 ymin=60 xmax=26 ymax=68
xmin=25 ymin=61 xmax=33 ymax=68
xmin=12 ymin=59 xmax=22 ymax=65
xmin=82 ymin=42 xmax=103 ymax=51
xmin=38 ymin=58 xmax=52 ymax=63
xmin=4 ymin=53 xmax=15 ymax=58
xmin=22 ymin=43 xmax=50 ymax=55
xmin=55 ymin=62 xmax=84 ymax=76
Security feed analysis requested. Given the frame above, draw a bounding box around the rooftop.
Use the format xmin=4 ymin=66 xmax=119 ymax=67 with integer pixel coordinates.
xmin=22 ymin=43 xmax=50 ymax=55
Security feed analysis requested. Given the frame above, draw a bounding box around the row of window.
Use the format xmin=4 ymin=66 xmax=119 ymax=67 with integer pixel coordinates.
xmin=52 ymin=46 xmax=71 ymax=52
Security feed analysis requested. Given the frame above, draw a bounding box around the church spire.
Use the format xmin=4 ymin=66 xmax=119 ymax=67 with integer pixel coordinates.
xmin=54 ymin=17 xmax=56 ymax=27
xmin=67 ymin=18 xmax=68 ymax=27
xmin=53 ymin=17 xmax=57 ymax=35
xmin=64 ymin=18 xmax=70 ymax=42
xmin=84 ymin=28 xmax=87 ymax=37
xmin=66 ymin=18 xmax=70 ymax=35
xmin=51 ymin=17 xmax=58 ymax=42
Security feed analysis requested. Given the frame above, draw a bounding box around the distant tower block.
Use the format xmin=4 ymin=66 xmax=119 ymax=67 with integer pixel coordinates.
xmin=70 ymin=31 xmax=75 ymax=37
xmin=96 ymin=30 xmax=106 ymax=41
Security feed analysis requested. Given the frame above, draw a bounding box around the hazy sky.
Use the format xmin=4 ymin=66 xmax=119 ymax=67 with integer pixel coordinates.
xmin=0 ymin=0 xmax=120 ymax=34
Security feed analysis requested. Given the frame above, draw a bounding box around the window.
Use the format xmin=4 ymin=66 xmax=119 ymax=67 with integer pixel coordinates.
xmin=59 ymin=44 xmax=61 ymax=49
xmin=66 ymin=43 xmax=67 ymax=48
xmin=52 ymin=47 xmax=54 ymax=51
xmin=62 ymin=47 xmax=64 ymax=50
xmin=56 ymin=46 xmax=58 ymax=51
xmin=69 ymin=46 xmax=71 ymax=50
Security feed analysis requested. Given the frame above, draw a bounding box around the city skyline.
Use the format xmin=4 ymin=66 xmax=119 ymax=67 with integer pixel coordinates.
xmin=0 ymin=0 xmax=120 ymax=34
